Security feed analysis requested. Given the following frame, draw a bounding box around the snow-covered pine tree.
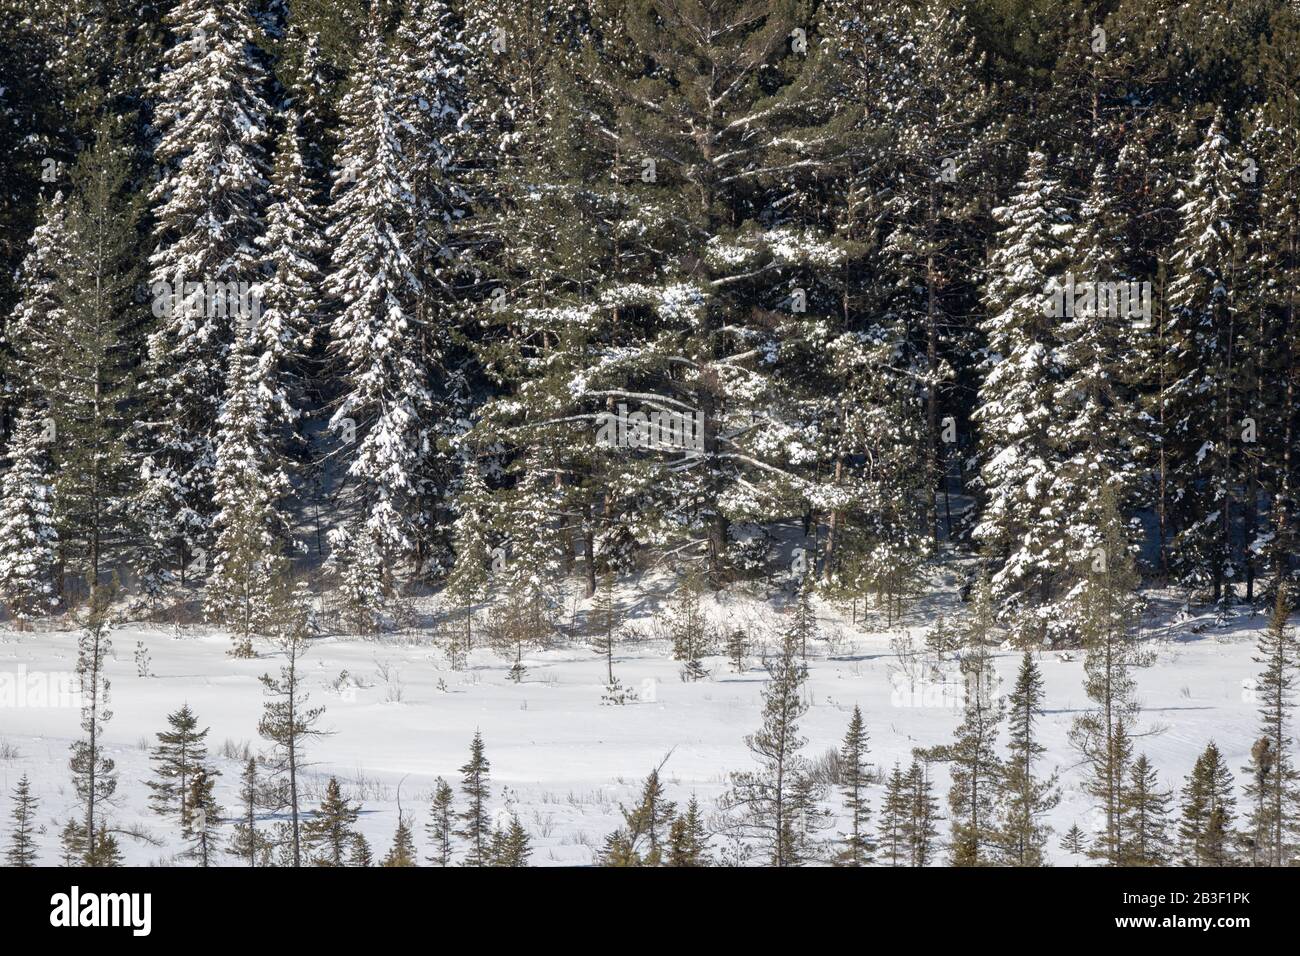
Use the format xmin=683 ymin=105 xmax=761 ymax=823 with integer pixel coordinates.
xmin=835 ymin=705 xmax=874 ymax=866
xmin=442 ymin=456 xmax=491 ymax=662
xmin=1177 ymin=741 xmax=1237 ymax=866
xmin=302 ymin=776 xmax=360 ymax=867
xmin=393 ymin=0 xmax=472 ymax=572
xmin=207 ymin=321 xmax=293 ymax=655
xmin=875 ymin=0 xmax=995 ymax=544
xmin=0 ymin=402 xmax=60 ymax=622
xmin=253 ymin=120 xmax=323 ymax=457
xmin=998 ymin=652 xmax=1060 ymax=866
xmin=324 ymin=9 xmax=432 ymax=609
xmin=5 ymin=774 xmax=39 ymax=866
xmin=973 ymin=151 xmax=1074 ymax=646
xmin=1163 ymin=110 xmax=1249 ymax=606
xmin=1247 ymin=5 xmax=1300 ymax=586
xmin=456 ymin=731 xmax=491 ymax=866
xmin=146 ymin=703 xmax=214 ymax=827
xmin=137 ymin=0 xmax=272 ymax=588
xmin=721 ymin=627 xmax=824 ymax=866
xmin=1048 ymin=161 xmax=1151 ymax=643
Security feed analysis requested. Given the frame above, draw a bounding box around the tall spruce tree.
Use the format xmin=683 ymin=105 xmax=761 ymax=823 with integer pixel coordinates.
xmin=456 ymin=731 xmax=492 ymax=866
xmin=137 ymin=0 xmax=272 ymax=588
xmin=835 ymin=705 xmax=874 ymax=866
xmin=999 ymin=652 xmax=1060 ymax=865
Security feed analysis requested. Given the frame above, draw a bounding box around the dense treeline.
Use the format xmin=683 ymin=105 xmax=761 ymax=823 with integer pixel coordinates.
xmin=1 ymin=0 xmax=1298 ymax=642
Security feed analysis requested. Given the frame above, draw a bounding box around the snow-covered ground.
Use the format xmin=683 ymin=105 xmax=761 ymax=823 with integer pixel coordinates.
xmin=0 ymin=576 xmax=1278 ymax=866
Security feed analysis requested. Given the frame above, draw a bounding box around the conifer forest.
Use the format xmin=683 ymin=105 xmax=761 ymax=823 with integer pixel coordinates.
xmin=2 ymin=0 xmax=1300 ymax=882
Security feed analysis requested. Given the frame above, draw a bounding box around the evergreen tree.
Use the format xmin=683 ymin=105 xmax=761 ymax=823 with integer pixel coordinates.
xmin=0 ymin=402 xmax=59 ymax=620
xmin=349 ymin=832 xmax=373 ymax=867
xmin=7 ymin=119 xmax=140 ymax=599
xmin=1069 ymin=494 xmax=1150 ymax=865
xmin=137 ymin=0 xmax=272 ymax=586
xmin=1119 ymin=753 xmax=1172 ymax=866
xmin=835 ymin=705 xmax=874 ymax=866
xmin=59 ymin=819 xmax=87 ymax=868
xmin=590 ymin=565 xmax=622 ymax=693
xmin=1061 ymin=823 xmax=1089 ymax=861
xmin=257 ymin=576 xmax=327 ymax=867
xmin=1163 ymin=111 xmax=1249 ymax=605
xmin=904 ymin=757 xmax=942 ymax=867
xmin=1178 ymin=741 xmax=1237 ymax=866
xmin=621 ymin=767 xmax=676 ymax=866
xmin=721 ymin=628 xmax=825 ymax=866
xmin=670 ymin=567 xmax=711 ymax=682
xmin=442 ymin=457 xmax=491 ymax=663
xmin=667 ymin=796 xmax=709 ymax=867
xmin=1242 ymin=588 xmax=1300 ymax=866
xmin=228 ymin=756 xmax=269 ymax=867
xmin=456 ymin=731 xmax=491 ymax=866
xmin=252 ymin=120 xmax=322 ymax=450
xmin=878 ymin=762 xmax=909 ymax=867
xmin=146 ymin=703 xmax=214 ymax=827
xmin=490 ymin=815 xmax=531 ymax=867
xmin=929 ymin=643 xmax=1003 ymax=866
xmin=302 ymin=776 xmax=360 ymax=867
xmin=5 ymin=774 xmax=39 ymax=866
xmin=68 ymin=601 xmax=115 ymax=863
xmin=184 ymin=766 xmax=221 ymax=867
xmin=973 ymin=151 xmax=1073 ymax=645
xmin=425 ymin=777 xmax=455 ymax=866
xmin=324 ymin=9 xmax=432 ymax=598
xmin=999 ymin=652 xmax=1060 ymax=866
xmin=207 ymin=322 xmax=291 ymax=655
xmin=382 ymin=813 xmax=417 ymax=867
